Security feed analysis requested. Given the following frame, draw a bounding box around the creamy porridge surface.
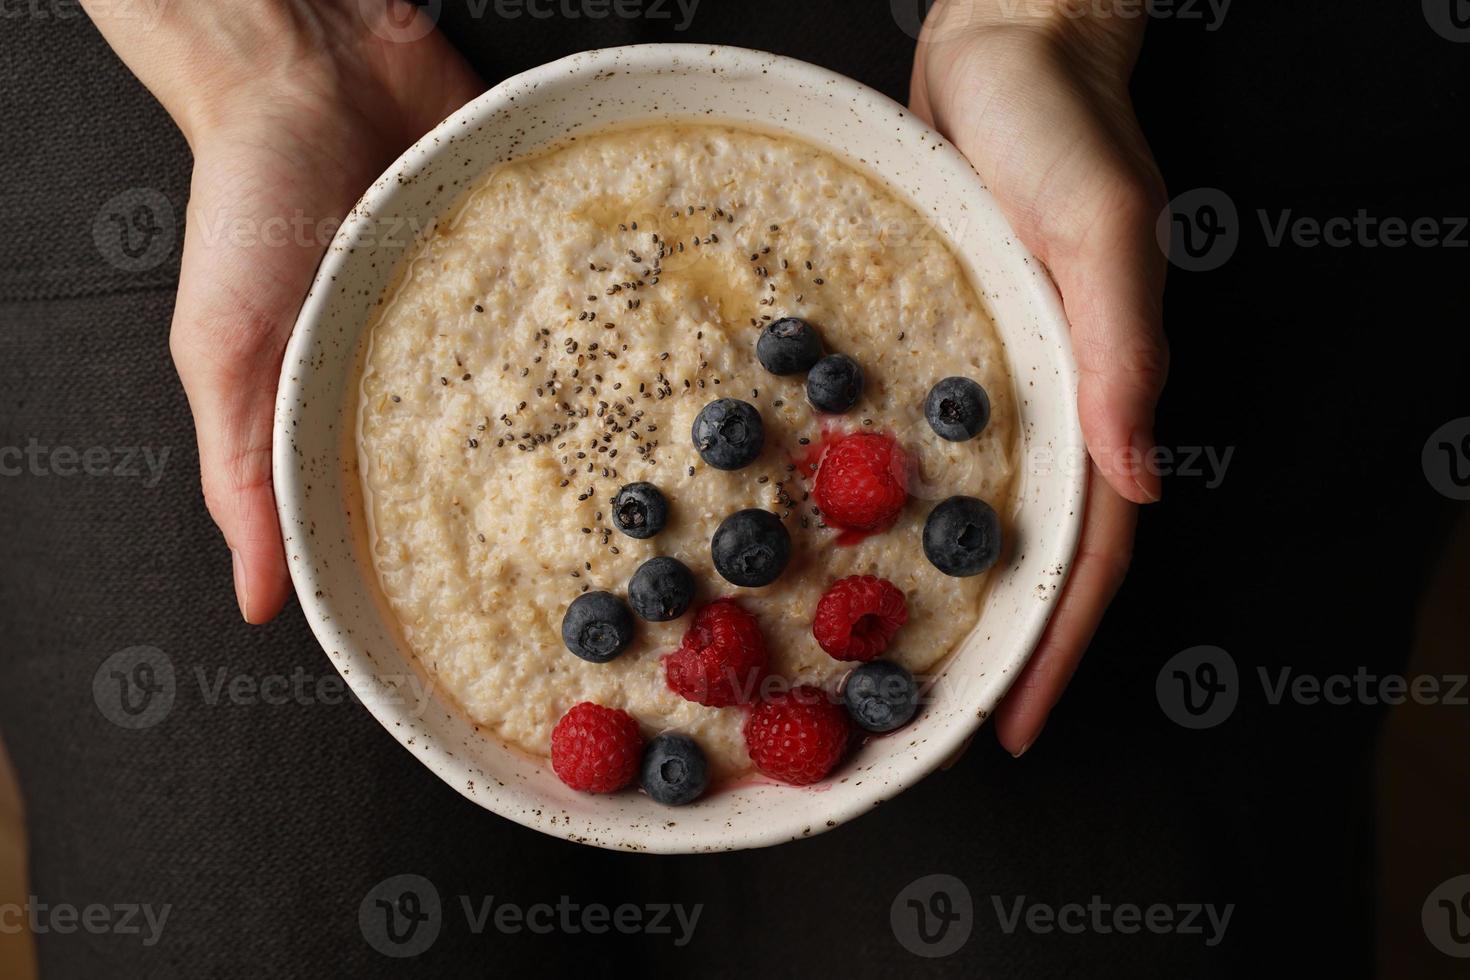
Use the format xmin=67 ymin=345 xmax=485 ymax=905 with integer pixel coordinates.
xmin=357 ymin=125 xmax=1016 ymax=777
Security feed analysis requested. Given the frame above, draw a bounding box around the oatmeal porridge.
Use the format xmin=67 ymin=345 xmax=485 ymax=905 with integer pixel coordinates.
xmin=357 ymin=124 xmax=1015 ymax=785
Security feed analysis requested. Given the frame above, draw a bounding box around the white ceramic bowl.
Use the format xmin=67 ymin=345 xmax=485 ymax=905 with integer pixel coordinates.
xmin=274 ymin=44 xmax=1085 ymax=853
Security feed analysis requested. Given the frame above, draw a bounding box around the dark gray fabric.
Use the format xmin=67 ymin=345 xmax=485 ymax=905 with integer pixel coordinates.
xmin=2 ymin=3 xmax=1468 ymax=977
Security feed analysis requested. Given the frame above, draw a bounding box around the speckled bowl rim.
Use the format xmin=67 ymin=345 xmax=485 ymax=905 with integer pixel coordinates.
xmin=275 ymin=44 xmax=1086 ymax=852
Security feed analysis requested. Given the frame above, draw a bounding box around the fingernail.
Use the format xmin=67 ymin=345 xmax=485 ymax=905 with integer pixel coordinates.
xmin=1131 ymin=429 xmax=1162 ymax=503
xmin=1012 ymin=719 xmax=1047 ymax=758
xmin=230 ymin=548 xmax=251 ymax=622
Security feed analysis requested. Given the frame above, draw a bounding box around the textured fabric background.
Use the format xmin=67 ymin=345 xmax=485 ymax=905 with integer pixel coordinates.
xmin=1 ymin=3 xmax=1468 ymax=977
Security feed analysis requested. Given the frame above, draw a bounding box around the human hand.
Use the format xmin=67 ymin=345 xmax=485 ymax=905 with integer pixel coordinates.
xmin=84 ymin=1 xmax=482 ymax=622
xmin=911 ymin=0 xmax=1168 ymax=755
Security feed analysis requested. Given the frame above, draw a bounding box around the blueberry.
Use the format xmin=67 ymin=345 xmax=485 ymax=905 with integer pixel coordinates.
xmin=922 ymin=496 xmax=1002 ymax=577
xmin=924 ymin=377 xmax=991 ymax=442
xmin=640 ymin=733 xmax=709 ymax=805
xmin=806 ymin=354 xmax=864 ymax=413
xmin=612 ymin=482 xmax=668 ymax=539
xmin=691 ymin=398 xmax=765 ymax=470
xmin=711 ymin=509 xmax=791 ymax=587
xmin=628 ymin=556 xmax=696 ymax=622
xmin=756 ymin=317 xmax=823 ymax=375
xmin=843 ymin=660 xmax=919 ymax=733
xmin=560 ymin=591 xmax=635 ymax=663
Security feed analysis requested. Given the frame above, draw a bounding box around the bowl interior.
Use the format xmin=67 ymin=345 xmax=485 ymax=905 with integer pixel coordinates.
xmin=274 ymin=44 xmax=1084 ymax=853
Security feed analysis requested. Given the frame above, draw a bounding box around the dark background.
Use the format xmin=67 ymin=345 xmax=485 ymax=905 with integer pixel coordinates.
xmin=2 ymin=1 xmax=1468 ymax=976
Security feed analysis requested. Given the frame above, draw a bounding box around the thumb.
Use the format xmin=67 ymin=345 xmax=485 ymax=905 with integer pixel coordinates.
xmin=913 ymin=31 xmax=1170 ymax=503
xmin=1050 ymin=180 xmax=1170 ymax=504
xmin=174 ymin=337 xmax=292 ymax=625
xmin=168 ymin=178 xmax=324 ymax=624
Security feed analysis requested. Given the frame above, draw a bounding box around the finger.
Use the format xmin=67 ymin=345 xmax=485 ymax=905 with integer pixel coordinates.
xmin=171 ymin=272 xmax=297 ymax=625
xmin=168 ymin=175 xmax=322 ymax=625
xmin=1052 ymin=180 xmax=1170 ymax=504
xmin=167 ymin=68 xmax=481 ymax=624
xmin=993 ymin=468 xmax=1137 ymax=755
xmin=178 ymin=361 xmax=291 ymax=626
xmin=914 ymin=37 xmax=1170 ymax=504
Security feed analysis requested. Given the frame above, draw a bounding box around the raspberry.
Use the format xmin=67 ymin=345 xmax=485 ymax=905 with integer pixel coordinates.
xmin=550 ymin=702 xmax=643 ymax=793
xmin=743 ymin=686 xmax=852 ymax=785
xmin=813 ymin=575 xmax=908 ymax=661
xmin=812 ymin=433 xmax=909 ymax=534
xmin=664 ymin=599 xmax=769 ymax=706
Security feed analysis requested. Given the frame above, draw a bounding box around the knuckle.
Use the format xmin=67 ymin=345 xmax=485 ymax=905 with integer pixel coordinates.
xmin=198 ymin=468 xmax=233 ymax=526
xmin=170 ymin=292 xmax=287 ymax=384
xmin=1075 ymin=335 xmax=1170 ymax=399
xmin=1074 ymin=166 xmax=1169 ymax=264
xmin=1121 ymin=337 xmax=1170 ymax=392
xmin=1048 ymin=162 xmax=1169 ymax=268
xmin=198 ymin=442 xmax=273 ymax=523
